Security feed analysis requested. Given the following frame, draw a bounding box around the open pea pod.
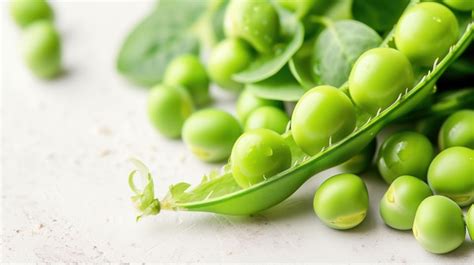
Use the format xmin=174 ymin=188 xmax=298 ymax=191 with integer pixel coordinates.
xmin=129 ymin=20 xmax=473 ymax=218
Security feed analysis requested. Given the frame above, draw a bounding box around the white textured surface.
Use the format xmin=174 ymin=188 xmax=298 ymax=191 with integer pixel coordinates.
xmin=1 ymin=1 xmax=473 ymax=263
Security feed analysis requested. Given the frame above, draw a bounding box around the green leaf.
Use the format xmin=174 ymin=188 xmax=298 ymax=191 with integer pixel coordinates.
xmin=233 ymin=8 xmax=304 ymax=83
xmin=311 ymin=19 xmax=382 ymax=87
xmin=352 ymin=0 xmax=410 ymax=32
xmin=246 ymin=66 xmax=306 ymax=101
xmin=289 ymin=39 xmax=317 ymax=89
xmin=116 ymin=0 xmax=208 ymax=86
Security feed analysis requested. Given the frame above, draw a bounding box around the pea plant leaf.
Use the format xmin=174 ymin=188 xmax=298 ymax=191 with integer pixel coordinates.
xmin=289 ymin=39 xmax=317 ymax=89
xmin=352 ymin=0 xmax=410 ymax=32
xmin=246 ymin=66 xmax=306 ymax=101
xmin=233 ymin=8 xmax=304 ymax=83
xmin=311 ymin=19 xmax=382 ymax=87
xmin=116 ymin=0 xmax=208 ymax=86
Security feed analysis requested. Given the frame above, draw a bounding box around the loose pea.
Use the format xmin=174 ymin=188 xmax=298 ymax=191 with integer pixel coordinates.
xmin=395 ymin=2 xmax=459 ymax=66
xmin=182 ymin=109 xmax=242 ymax=163
xmin=338 ymin=140 xmax=376 ymax=174
xmin=467 ymin=205 xmax=474 ymax=240
xmin=444 ymin=0 xmax=474 ymax=11
xmin=163 ymin=54 xmax=210 ymax=107
xmin=147 ymin=84 xmax=194 ymax=139
xmin=208 ymin=39 xmax=254 ymax=91
xmin=438 ymin=110 xmax=474 ymax=150
xmin=380 ymin=175 xmax=432 ymax=230
xmin=427 ymin=146 xmax=474 ymax=207
xmin=377 ymin=131 xmax=434 ymax=184
xmin=349 ymin=48 xmax=414 ymax=115
xmin=10 ymin=0 xmax=53 ymax=27
xmin=313 ymin=173 xmax=369 ymax=230
xmin=292 ymin=85 xmax=356 ymax=155
xmin=22 ymin=20 xmax=61 ymax=78
xmin=413 ymin=195 xmax=465 ymax=254
xmin=224 ymin=0 xmax=279 ymax=53
xmin=236 ymin=89 xmax=284 ymax=123
xmin=244 ymin=106 xmax=289 ymax=134
xmin=231 ymin=129 xmax=291 ymax=188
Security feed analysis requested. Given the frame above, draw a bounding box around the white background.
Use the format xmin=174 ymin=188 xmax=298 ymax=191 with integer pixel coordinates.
xmin=1 ymin=0 xmax=473 ymax=263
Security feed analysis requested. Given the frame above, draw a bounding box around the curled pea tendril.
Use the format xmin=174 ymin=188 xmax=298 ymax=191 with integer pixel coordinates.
xmin=128 ymin=159 xmax=161 ymax=221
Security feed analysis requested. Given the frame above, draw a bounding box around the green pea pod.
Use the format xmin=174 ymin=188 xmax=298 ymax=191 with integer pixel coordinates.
xmin=129 ymin=19 xmax=473 ymax=219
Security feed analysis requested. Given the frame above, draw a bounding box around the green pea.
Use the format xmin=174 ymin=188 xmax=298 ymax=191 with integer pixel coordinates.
xmin=10 ymin=0 xmax=53 ymax=27
xmin=349 ymin=48 xmax=414 ymax=115
xmin=163 ymin=54 xmax=210 ymax=107
xmin=208 ymin=39 xmax=254 ymax=91
xmin=438 ymin=110 xmax=474 ymax=150
xmin=236 ymin=89 xmax=284 ymax=123
xmin=395 ymin=2 xmax=459 ymax=66
xmin=21 ymin=20 xmax=61 ymax=79
xmin=413 ymin=195 xmax=465 ymax=254
xmin=313 ymin=173 xmax=369 ymax=230
xmin=231 ymin=128 xmax=291 ymax=188
xmin=377 ymin=131 xmax=434 ymax=184
xmin=224 ymin=0 xmax=280 ymax=53
xmin=444 ymin=0 xmax=474 ymax=11
xmin=147 ymin=84 xmax=194 ymax=139
xmin=380 ymin=175 xmax=432 ymax=230
xmin=467 ymin=204 xmax=474 ymax=240
xmin=276 ymin=0 xmax=315 ymax=18
xmin=427 ymin=146 xmax=474 ymax=207
xmin=244 ymin=106 xmax=289 ymax=134
xmin=182 ymin=109 xmax=242 ymax=163
xmin=338 ymin=139 xmax=376 ymax=174
xmin=292 ymin=85 xmax=356 ymax=155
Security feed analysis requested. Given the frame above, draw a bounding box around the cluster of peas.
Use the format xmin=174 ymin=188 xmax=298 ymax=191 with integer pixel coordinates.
xmin=12 ymin=0 xmax=472 ymax=255
xmin=146 ymin=0 xmax=473 ymax=254
xmin=10 ymin=0 xmax=62 ymax=79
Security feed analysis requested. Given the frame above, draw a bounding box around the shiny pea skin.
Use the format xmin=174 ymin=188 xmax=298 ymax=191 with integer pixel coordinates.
xmin=22 ymin=20 xmax=61 ymax=78
xmin=338 ymin=139 xmax=376 ymax=174
xmin=163 ymin=54 xmax=210 ymax=107
xmin=427 ymin=146 xmax=474 ymax=207
xmin=438 ymin=110 xmax=474 ymax=150
xmin=313 ymin=173 xmax=369 ymax=230
xmin=182 ymin=109 xmax=242 ymax=163
xmin=292 ymin=85 xmax=356 ymax=155
xmin=224 ymin=0 xmax=279 ymax=53
xmin=380 ymin=175 xmax=432 ymax=230
xmin=349 ymin=48 xmax=414 ymax=115
xmin=467 ymin=204 xmax=474 ymax=240
xmin=231 ymin=129 xmax=291 ymax=188
xmin=444 ymin=0 xmax=474 ymax=11
xmin=208 ymin=38 xmax=253 ymax=91
xmin=377 ymin=131 xmax=434 ymax=184
xmin=236 ymin=89 xmax=284 ymax=123
xmin=10 ymin=0 xmax=53 ymax=27
xmin=244 ymin=106 xmax=289 ymax=134
xmin=395 ymin=2 xmax=459 ymax=66
xmin=413 ymin=195 xmax=465 ymax=254
xmin=147 ymin=84 xmax=194 ymax=139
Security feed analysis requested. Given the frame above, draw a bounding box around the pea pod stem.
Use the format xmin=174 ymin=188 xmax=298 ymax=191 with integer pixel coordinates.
xmin=129 ymin=159 xmax=161 ymax=221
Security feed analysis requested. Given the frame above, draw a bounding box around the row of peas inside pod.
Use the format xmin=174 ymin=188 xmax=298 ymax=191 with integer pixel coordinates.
xmin=140 ymin=0 xmax=473 ymax=255
xmin=9 ymin=0 xmax=63 ymax=79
